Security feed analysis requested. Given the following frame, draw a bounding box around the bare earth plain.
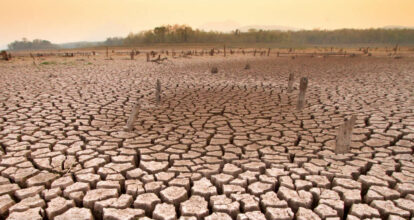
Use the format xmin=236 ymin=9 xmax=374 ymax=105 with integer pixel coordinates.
xmin=0 ymin=52 xmax=414 ymax=220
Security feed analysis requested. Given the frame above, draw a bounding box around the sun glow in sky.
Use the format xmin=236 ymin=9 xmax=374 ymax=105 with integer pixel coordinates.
xmin=0 ymin=0 xmax=413 ymax=49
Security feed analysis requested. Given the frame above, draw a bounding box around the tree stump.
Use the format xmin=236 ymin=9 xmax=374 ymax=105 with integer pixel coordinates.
xmin=335 ymin=116 xmax=356 ymax=154
xmin=296 ymin=77 xmax=308 ymax=110
xmin=287 ymin=73 xmax=294 ymax=93
xmin=124 ymin=103 xmax=140 ymax=132
xmin=130 ymin=50 xmax=135 ymax=60
xmin=267 ymin=48 xmax=271 ymax=56
xmin=155 ymin=79 xmax=161 ymax=105
xmin=1 ymin=51 xmax=9 ymax=61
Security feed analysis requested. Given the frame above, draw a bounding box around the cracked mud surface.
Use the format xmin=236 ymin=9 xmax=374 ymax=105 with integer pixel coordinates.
xmin=0 ymin=54 xmax=414 ymax=220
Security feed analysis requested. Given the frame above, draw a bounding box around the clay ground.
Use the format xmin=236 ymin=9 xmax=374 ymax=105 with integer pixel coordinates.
xmin=0 ymin=52 xmax=414 ymax=220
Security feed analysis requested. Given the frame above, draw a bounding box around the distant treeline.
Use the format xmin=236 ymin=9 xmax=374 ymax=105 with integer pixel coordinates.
xmin=105 ymin=25 xmax=414 ymax=46
xmin=8 ymin=38 xmax=59 ymax=50
xmin=7 ymin=25 xmax=414 ymax=50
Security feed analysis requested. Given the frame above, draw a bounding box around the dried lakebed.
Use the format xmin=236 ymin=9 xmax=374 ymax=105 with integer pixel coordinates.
xmin=0 ymin=55 xmax=414 ymax=220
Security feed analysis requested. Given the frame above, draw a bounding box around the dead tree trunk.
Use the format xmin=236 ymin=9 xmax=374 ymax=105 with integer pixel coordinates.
xmin=287 ymin=73 xmax=294 ymax=93
xmin=296 ymin=77 xmax=308 ymax=110
xmin=106 ymin=47 xmax=109 ymax=58
xmin=155 ymin=79 xmax=161 ymax=104
xmin=1 ymin=51 xmax=10 ymax=61
xmin=393 ymin=44 xmax=399 ymax=54
xmin=30 ymin=53 xmax=36 ymax=65
xmin=224 ymin=45 xmax=226 ymax=57
xmin=146 ymin=53 xmax=150 ymax=62
xmin=267 ymin=48 xmax=271 ymax=56
xmin=335 ymin=116 xmax=356 ymax=154
xmin=124 ymin=103 xmax=140 ymax=132
xmin=130 ymin=50 xmax=135 ymax=60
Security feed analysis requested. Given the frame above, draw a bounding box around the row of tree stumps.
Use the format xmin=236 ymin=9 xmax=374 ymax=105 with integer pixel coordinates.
xmin=125 ymin=74 xmax=356 ymax=155
xmin=124 ymin=80 xmax=162 ymax=132
xmin=286 ymin=73 xmax=308 ymax=111
xmin=288 ymin=73 xmax=355 ymax=154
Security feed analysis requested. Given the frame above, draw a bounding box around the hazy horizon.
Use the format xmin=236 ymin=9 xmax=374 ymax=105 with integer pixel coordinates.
xmin=1 ymin=0 xmax=414 ymax=50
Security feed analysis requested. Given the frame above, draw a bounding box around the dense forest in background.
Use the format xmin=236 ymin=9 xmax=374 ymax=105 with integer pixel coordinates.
xmin=7 ymin=25 xmax=414 ymax=50
xmin=116 ymin=25 xmax=414 ymax=46
xmin=8 ymin=38 xmax=59 ymax=50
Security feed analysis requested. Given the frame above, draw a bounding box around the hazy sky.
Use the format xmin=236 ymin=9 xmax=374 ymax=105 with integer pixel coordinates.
xmin=1 ymin=0 xmax=413 ymax=49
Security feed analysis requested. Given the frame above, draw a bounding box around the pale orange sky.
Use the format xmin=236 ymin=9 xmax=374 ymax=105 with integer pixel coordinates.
xmin=1 ymin=0 xmax=413 ymax=49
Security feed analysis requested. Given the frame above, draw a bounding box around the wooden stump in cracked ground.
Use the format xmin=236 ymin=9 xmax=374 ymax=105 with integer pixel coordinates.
xmin=155 ymin=79 xmax=161 ymax=105
xmin=296 ymin=77 xmax=308 ymax=110
xmin=287 ymin=73 xmax=294 ymax=93
xmin=124 ymin=103 xmax=140 ymax=132
xmin=1 ymin=50 xmax=10 ymax=61
xmin=335 ymin=115 xmax=356 ymax=154
xmin=130 ymin=50 xmax=135 ymax=60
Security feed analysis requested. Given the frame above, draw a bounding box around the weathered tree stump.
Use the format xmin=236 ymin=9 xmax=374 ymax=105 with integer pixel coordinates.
xmin=211 ymin=67 xmax=218 ymax=74
xmin=124 ymin=103 xmax=140 ymax=132
xmin=130 ymin=50 xmax=135 ymax=60
xmin=106 ymin=47 xmax=109 ymax=58
xmin=30 ymin=53 xmax=36 ymax=65
xmin=155 ymin=79 xmax=161 ymax=105
xmin=296 ymin=77 xmax=308 ymax=110
xmin=1 ymin=50 xmax=10 ymax=61
xmin=335 ymin=116 xmax=356 ymax=154
xmin=287 ymin=73 xmax=294 ymax=93
xmin=224 ymin=45 xmax=226 ymax=57
xmin=267 ymin=48 xmax=271 ymax=56
xmin=146 ymin=53 xmax=150 ymax=62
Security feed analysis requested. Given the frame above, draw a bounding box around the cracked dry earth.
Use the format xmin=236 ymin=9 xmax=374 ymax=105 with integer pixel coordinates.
xmin=0 ymin=54 xmax=414 ymax=220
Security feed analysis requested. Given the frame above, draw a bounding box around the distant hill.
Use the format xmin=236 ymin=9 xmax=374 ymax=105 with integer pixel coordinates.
xmin=239 ymin=25 xmax=298 ymax=32
xmin=200 ymin=21 xmax=298 ymax=32
xmin=383 ymin=25 xmax=414 ymax=29
xmin=58 ymin=41 xmax=102 ymax=49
